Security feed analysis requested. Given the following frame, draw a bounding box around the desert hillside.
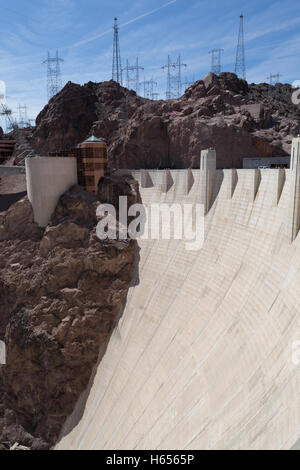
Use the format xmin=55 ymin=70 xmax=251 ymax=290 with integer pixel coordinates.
xmin=26 ymin=73 xmax=300 ymax=169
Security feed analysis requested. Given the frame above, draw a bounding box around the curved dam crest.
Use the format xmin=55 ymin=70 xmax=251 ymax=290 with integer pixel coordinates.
xmin=56 ymin=140 xmax=300 ymax=450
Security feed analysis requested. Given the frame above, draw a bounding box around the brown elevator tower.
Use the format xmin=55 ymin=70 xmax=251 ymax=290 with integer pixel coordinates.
xmin=77 ymin=134 xmax=108 ymax=194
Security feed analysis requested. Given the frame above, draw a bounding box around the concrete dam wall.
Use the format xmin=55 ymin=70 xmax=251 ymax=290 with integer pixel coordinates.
xmin=56 ymin=139 xmax=300 ymax=450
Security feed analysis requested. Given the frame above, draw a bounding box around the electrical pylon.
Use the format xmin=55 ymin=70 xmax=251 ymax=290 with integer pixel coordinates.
xmin=43 ymin=50 xmax=64 ymax=100
xmin=162 ymin=55 xmax=187 ymax=99
xmin=141 ymin=78 xmax=158 ymax=99
xmin=0 ymin=104 xmax=15 ymax=131
xmin=112 ymin=17 xmax=122 ymax=85
xmin=267 ymin=73 xmax=282 ymax=86
xmin=209 ymin=49 xmax=224 ymax=75
xmin=18 ymin=105 xmax=28 ymax=128
xmin=235 ymin=14 xmax=246 ymax=80
xmin=123 ymin=57 xmax=144 ymax=95
xmin=267 ymin=73 xmax=283 ymax=100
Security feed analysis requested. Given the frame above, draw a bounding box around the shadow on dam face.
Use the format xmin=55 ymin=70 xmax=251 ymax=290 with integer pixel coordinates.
xmin=58 ymin=240 xmax=141 ymax=441
xmin=58 ymin=176 xmax=142 ymax=442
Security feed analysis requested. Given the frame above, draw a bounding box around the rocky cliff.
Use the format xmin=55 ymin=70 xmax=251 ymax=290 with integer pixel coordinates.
xmin=31 ymin=80 xmax=145 ymax=156
xmin=29 ymin=73 xmax=300 ymax=169
xmin=0 ymin=180 xmax=137 ymax=449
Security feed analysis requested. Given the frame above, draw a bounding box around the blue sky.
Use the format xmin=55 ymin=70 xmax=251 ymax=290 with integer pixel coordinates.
xmin=0 ymin=0 xmax=299 ymax=129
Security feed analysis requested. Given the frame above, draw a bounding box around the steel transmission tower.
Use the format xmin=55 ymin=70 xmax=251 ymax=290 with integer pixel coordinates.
xmin=151 ymin=92 xmax=159 ymax=100
xmin=18 ymin=105 xmax=28 ymax=128
xmin=235 ymin=14 xmax=246 ymax=80
xmin=112 ymin=17 xmax=122 ymax=85
xmin=123 ymin=57 xmax=144 ymax=95
xmin=267 ymin=73 xmax=282 ymax=99
xmin=209 ymin=49 xmax=224 ymax=75
xmin=162 ymin=55 xmax=187 ymax=99
xmin=0 ymin=85 xmax=18 ymax=131
xmin=0 ymin=104 xmax=15 ymax=131
xmin=141 ymin=78 xmax=158 ymax=99
xmin=267 ymin=73 xmax=282 ymax=86
xmin=43 ymin=50 xmax=64 ymax=100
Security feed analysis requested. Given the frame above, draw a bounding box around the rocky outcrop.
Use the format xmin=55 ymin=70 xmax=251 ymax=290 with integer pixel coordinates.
xmin=28 ymin=73 xmax=300 ymax=170
xmin=108 ymin=103 xmax=170 ymax=169
xmin=98 ymin=173 xmax=140 ymax=209
xmin=31 ymin=81 xmax=145 ymax=156
xmin=0 ymin=184 xmax=136 ymax=449
xmin=0 ymin=198 xmax=41 ymax=242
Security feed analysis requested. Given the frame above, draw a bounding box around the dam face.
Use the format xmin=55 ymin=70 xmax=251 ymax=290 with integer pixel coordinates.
xmin=57 ymin=139 xmax=300 ymax=450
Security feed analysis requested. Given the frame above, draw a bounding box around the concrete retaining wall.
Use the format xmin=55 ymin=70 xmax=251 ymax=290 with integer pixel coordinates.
xmin=26 ymin=156 xmax=77 ymax=227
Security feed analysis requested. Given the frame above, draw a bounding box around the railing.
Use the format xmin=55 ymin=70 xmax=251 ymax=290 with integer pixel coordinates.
xmin=15 ymin=149 xmax=35 ymax=166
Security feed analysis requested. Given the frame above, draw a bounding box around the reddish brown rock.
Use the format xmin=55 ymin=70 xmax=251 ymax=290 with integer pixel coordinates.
xmin=27 ymin=73 xmax=300 ymax=170
xmin=0 ymin=183 xmax=137 ymax=449
xmin=31 ymin=80 xmax=145 ymax=156
xmin=0 ymin=198 xmax=40 ymax=241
